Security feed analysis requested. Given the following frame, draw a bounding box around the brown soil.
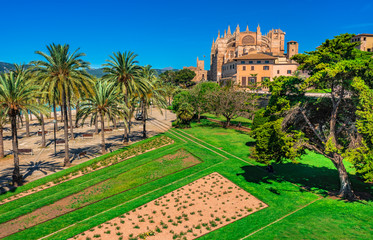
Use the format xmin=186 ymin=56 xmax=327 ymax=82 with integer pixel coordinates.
xmin=0 ymin=149 xmax=199 ymax=238
xmin=71 ymin=172 xmax=267 ymax=240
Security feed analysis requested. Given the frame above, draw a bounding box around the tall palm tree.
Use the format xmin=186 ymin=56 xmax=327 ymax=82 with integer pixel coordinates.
xmin=0 ymin=72 xmax=48 ymax=186
xmin=77 ymin=79 xmax=126 ymax=153
xmin=12 ymin=64 xmax=31 ymax=136
xmin=32 ymin=43 xmax=92 ymax=167
xmin=138 ymin=65 xmax=167 ymax=138
xmin=102 ymin=51 xmax=146 ymax=143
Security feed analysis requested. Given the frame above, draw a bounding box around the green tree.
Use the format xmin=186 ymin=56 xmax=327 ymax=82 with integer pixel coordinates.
xmin=33 ymin=43 xmax=92 ymax=167
xmin=77 ymin=80 xmax=125 ymax=153
xmin=174 ymin=69 xmax=196 ymax=88
xmin=208 ymin=86 xmax=254 ymax=127
xmin=175 ymin=102 xmax=194 ymax=128
xmin=159 ymin=70 xmax=176 ymax=85
xmin=171 ymin=90 xmax=191 ymax=112
xmin=189 ymin=82 xmax=220 ymax=122
xmin=0 ymin=72 xmax=48 ymax=186
xmin=102 ymin=51 xmax=146 ymax=143
xmin=253 ymin=34 xmax=373 ymax=199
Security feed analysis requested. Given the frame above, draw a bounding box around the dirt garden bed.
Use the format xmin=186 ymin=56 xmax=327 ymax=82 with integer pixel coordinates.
xmin=72 ymin=172 xmax=267 ymax=240
xmin=0 ymin=149 xmax=199 ymax=238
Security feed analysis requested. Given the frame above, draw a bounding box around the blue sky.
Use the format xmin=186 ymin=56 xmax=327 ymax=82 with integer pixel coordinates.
xmin=1 ymin=0 xmax=372 ymax=70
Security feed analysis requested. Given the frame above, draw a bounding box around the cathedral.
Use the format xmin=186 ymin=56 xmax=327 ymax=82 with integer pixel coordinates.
xmin=209 ymin=24 xmax=299 ymax=83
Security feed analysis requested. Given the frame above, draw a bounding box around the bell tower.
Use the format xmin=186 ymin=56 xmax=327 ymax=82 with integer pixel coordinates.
xmin=287 ymin=41 xmax=299 ymax=60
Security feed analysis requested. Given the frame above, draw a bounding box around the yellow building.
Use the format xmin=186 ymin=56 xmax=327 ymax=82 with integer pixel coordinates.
xmin=351 ymin=34 xmax=373 ymax=52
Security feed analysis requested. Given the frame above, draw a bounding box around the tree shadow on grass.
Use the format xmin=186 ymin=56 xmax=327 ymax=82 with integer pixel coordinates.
xmin=238 ymin=162 xmax=373 ymax=201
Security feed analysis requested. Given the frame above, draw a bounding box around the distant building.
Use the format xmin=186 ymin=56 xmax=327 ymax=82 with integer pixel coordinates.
xmin=183 ymin=57 xmax=208 ymax=82
xmin=209 ymin=24 xmax=299 ymax=85
xmin=351 ymin=34 xmax=373 ymax=52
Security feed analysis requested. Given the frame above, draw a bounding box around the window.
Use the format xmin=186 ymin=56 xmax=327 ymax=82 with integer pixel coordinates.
xmin=263 ymin=66 xmax=269 ymax=70
xmin=257 ymin=61 xmax=261 ymax=63
xmin=249 ymin=61 xmax=253 ymax=64
xmin=243 ymin=66 xmax=246 ymax=71
xmin=202 ymin=74 xmax=205 ymax=79
xmin=265 ymin=60 xmax=269 ymax=63
xmin=241 ymin=61 xmax=245 ymax=64
xmin=364 ymin=37 xmax=366 ymax=41
xmin=287 ymin=70 xmax=292 ymax=74
xmin=368 ymin=48 xmax=371 ymax=52
xmin=277 ymin=70 xmax=280 ymax=74
xmin=242 ymin=77 xmax=247 ymax=86
xmin=251 ymin=66 xmax=255 ymax=70
xmin=249 ymin=77 xmax=256 ymax=84
xmin=233 ymin=64 xmax=235 ymax=69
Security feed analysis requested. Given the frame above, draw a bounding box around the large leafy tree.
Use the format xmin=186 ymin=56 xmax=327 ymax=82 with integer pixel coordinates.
xmin=0 ymin=73 xmax=48 ymax=186
xmin=77 ymin=79 xmax=126 ymax=153
xmin=189 ymin=82 xmax=220 ymax=122
xmin=32 ymin=43 xmax=92 ymax=167
xmin=253 ymin=34 xmax=373 ymax=199
xmin=208 ymin=86 xmax=254 ymax=127
xmin=102 ymin=51 xmax=146 ymax=142
xmin=174 ymin=69 xmax=196 ymax=88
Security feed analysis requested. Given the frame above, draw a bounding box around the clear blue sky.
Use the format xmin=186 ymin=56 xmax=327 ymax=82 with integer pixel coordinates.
xmin=1 ymin=0 xmax=372 ymax=70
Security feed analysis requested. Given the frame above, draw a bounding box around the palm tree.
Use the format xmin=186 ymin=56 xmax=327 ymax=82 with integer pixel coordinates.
xmin=138 ymin=66 xmax=167 ymax=138
xmin=0 ymin=72 xmax=48 ymax=186
xmin=77 ymin=79 xmax=126 ymax=153
xmin=102 ymin=51 xmax=147 ymax=143
xmin=32 ymin=43 xmax=92 ymax=167
xmin=12 ymin=64 xmax=31 ymax=137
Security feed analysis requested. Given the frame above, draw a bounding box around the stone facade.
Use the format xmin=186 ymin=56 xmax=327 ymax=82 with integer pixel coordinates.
xmin=351 ymin=34 xmax=373 ymax=52
xmin=183 ymin=57 xmax=208 ymax=82
xmin=209 ymin=25 xmax=298 ymax=81
xmin=210 ymin=24 xmax=299 ymax=83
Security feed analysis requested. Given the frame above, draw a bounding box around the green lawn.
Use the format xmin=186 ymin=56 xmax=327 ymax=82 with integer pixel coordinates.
xmin=0 ymin=118 xmax=371 ymax=240
xmin=203 ymin=113 xmax=253 ymax=128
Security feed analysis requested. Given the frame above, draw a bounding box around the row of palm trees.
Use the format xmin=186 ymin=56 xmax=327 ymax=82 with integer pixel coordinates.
xmin=0 ymin=43 xmax=171 ymax=186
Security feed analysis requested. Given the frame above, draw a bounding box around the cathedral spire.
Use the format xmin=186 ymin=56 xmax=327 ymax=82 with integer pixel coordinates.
xmin=257 ymin=24 xmax=261 ymax=33
xmin=224 ymin=29 xmax=227 ymax=37
xmin=217 ymin=30 xmax=220 ymax=39
xmin=227 ymin=25 xmax=231 ymax=35
xmin=236 ymin=24 xmax=240 ymax=33
xmin=246 ymin=25 xmax=249 ymax=31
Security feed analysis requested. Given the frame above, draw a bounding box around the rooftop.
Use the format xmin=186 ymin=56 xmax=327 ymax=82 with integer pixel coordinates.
xmin=234 ymin=53 xmax=277 ymax=60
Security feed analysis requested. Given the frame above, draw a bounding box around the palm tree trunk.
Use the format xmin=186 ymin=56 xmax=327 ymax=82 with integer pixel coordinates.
xmin=40 ymin=113 xmax=46 ymax=148
xmin=113 ymin=117 xmax=117 ymax=129
xmin=0 ymin=127 xmax=4 ymax=158
xmin=25 ymin=112 xmax=30 ymax=137
xmin=67 ymin=97 xmax=74 ymax=140
xmin=95 ymin=116 xmax=99 ymax=134
xmin=124 ymin=90 xmax=129 ymax=143
xmin=100 ymin=112 xmax=106 ymax=154
xmin=60 ymin=106 xmax=64 ymax=122
xmin=75 ymin=100 xmax=80 ymax=128
xmin=53 ymin=104 xmax=58 ymax=156
xmin=30 ymin=112 xmax=33 ymax=121
xmin=53 ymin=104 xmax=58 ymax=131
xmin=62 ymin=90 xmax=70 ymax=167
xmin=11 ymin=112 xmax=22 ymax=186
xmin=142 ymin=101 xmax=147 ymax=138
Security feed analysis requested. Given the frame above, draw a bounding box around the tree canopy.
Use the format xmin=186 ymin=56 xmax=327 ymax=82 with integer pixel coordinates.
xmin=252 ymin=33 xmax=373 ymax=199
